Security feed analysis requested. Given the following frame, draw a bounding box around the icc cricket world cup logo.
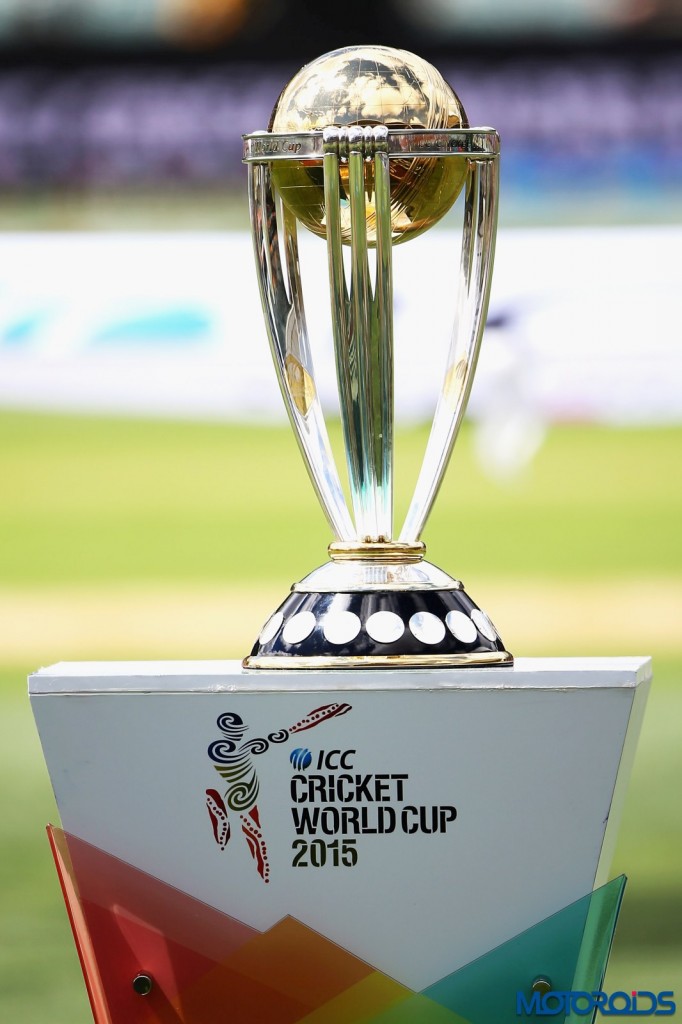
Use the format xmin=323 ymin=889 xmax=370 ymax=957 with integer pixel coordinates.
xmin=206 ymin=703 xmax=352 ymax=882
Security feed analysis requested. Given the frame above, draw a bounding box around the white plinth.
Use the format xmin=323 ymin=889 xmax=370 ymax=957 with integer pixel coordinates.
xmin=30 ymin=656 xmax=650 ymax=992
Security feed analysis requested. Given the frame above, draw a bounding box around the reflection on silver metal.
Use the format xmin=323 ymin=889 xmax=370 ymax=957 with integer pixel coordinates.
xmin=291 ymin=559 xmax=463 ymax=593
xmin=532 ymin=976 xmax=553 ymax=995
xmin=366 ymin=610 xmax=405 ymax=644
xmin=247 ymin=128 xmax=499 ymax=548
xmin=472 ymin=608 xmax=498 ymax=642
xmin=321 ymin=610 xmax=362 ymax=645
xmin=400 ymin=157 xmax=498 ymax=542
xmin=259 ymin=611 xmax=283 ymax=645
xmin=446 ymin=609 xmax=478 ymax=644
xmin=324 ymin=125 xmax=393 ymax=541
xmin=282 ymin=611 xmax=316 ymax=645
xmin=248 ymin=162 xmax=354 ymax=541
xmin=243 ymin=129 xmax=500 ymax=163
xmin=409 ymin=611 xmax=447 ymax=646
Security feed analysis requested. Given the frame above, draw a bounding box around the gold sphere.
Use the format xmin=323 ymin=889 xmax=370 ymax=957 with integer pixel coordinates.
xmin=269 ymin=45 xmax=469 ymax=247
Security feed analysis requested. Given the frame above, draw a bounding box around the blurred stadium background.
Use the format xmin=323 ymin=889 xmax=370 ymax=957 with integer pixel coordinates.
xmin=1 ymin=1 xmax=681 ymax=1020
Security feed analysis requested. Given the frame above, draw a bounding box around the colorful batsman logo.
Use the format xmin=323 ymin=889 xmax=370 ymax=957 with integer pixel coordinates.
xmin=206 ymin=703 xmax=352 ymax=882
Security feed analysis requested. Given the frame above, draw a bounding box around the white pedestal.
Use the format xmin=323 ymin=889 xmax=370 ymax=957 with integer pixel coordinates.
xmin=30 ymin=656 xmax=649 ymax=997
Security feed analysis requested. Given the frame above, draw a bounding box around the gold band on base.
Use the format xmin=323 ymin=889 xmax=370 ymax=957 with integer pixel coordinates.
xmin=243 ymin=651 xmax=514 ymax=671
xmin=328 ymin=541 xmax=426 ymax=563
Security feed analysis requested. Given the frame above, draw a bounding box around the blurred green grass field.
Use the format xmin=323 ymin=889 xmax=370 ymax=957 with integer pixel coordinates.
xmin=0 ymin=410 xmax=680 ymax=1020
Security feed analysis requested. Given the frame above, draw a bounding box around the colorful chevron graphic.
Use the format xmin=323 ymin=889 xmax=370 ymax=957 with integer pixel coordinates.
xmin=48 ymin=827 xmax=624 ymax=1024
xmin=49 ymin=828 xmax=473 ymax=1023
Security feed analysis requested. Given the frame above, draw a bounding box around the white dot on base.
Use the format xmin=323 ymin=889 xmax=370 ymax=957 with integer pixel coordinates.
xmin=322 ymin=611 xmax=361 ymax=645
xmin=366 ymin=610 xmax=405 ymax=644
xmin=471 ymin=608 xmax=498 ymax=642
xmin=445 ymin=610 xmax=477 ymax=644
xmin=282 ymin=611 xmax=317 ymax=645
xmin=259 ymin=611 xmax=283 ymax=645
xmin=409 ymin=611 xmax=446 ymax=645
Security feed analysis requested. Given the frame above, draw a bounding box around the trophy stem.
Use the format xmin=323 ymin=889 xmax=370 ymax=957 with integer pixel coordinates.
xmin=248 ymin=161 xmax=354 ymax=542
xmin=373 ymin=138 xmax=395 ymax=540
xmin=324 ymin=126 xmax=394 ymax=542
xmin=400 ymin=156 xmax=499 ymax=543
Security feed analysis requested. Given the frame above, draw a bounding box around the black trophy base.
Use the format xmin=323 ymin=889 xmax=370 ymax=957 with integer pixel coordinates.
xmin=244 ymin=586 xmax=513 ymax=670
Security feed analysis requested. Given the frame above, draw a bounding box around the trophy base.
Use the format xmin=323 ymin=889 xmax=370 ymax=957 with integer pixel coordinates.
xmin=244 ymin=564 xmax=513 ymax=669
